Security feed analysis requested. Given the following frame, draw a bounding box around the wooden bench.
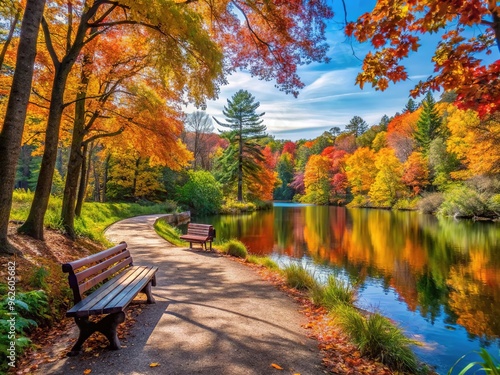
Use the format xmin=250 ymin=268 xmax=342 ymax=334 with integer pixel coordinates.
xmin=179 ymin=223 xmax=216 ymax=250
xmin=62 ymin=242 xmax=157 ymax=356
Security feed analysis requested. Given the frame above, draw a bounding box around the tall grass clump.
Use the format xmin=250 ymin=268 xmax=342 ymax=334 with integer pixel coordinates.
xmin=282 ymin=263 xmax=318 ymax=291
xmin=448 ymin=348 xmax=500 ymax=375
xmin=333 ymin=304 xmax=419 ymax=373
xmin=247 ymin=255 xmax=279 ymax=270
xmin=311 ymin=275 xmax=356 ymax=309
xmin=219 ymin=239 xmax=248 ymax=258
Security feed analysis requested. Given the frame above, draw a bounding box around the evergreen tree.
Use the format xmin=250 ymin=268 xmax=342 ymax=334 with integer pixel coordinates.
xmin=414 ymin=92 xmax=442 ymax=154
xmin=345 ymin=116 xmax=368 ymax=137
xmin=213 ymin=90 xmax=267 ymax=201
xmin=403 ymin=98 xmax=418 ymax=113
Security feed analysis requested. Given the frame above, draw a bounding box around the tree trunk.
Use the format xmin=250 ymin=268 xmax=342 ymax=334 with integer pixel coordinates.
xmin=19 ymin=3 xmax=96 ymax=239
xmin=103 ymin=153 xmax=111 ymax=202
xmin=0 ymin=0 xmax=46 ymax=254
xmin=75 ymin=143 xmax=90 ymax=216
xmin=61 ymin=56 xmax=91 ymax=239
xmin=237 ymin=122 xmax=243 ymax=202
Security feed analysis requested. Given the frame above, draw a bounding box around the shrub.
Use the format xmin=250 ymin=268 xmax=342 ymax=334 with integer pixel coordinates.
xmin=393 ymin=197 xmax=420 ymax=211
xmin=220 ymin=199 xmax=256 ymax=214
xmin=418 ymin=192 xmax=444 ymax=214
xmin=282 ymin=263 xmax=318 ymax=291
xmin=177 ymin=170 xmax=223 ymax=216
xmin=219 ymin=239 xmax=248 ymax=258
xmin=333 ymin=304 xmax=419 ymax=373
xmin=438 ymin=185 xmax=489 ymax=218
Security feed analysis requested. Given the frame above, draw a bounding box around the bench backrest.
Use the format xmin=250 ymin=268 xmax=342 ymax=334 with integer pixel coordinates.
xmin=62 ymin=242 xmax=133 ymax=304
xmin=187 ymin=223 xmax=216 ymax=239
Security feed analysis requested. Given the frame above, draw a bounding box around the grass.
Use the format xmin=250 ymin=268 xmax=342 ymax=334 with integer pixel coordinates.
xmin=247 ymin=255 xmax=279 ymax=270
xmin=311 ymin=274 xmax=357 ymax=309
xmin=11 ymin=189 xmax=170 ymax=243
xmin=333 ymin=304 xmax=420 ymax=373
xmin=154 ymin=220 xmax=185 ymax=246
xmin=448 ymin=348 xmax=500 ymax=375
xmin=282 ymin=263 xmax=318 ymax=291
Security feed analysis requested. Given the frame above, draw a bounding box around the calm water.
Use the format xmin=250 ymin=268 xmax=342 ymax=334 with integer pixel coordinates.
xmin=197 ymin=203 xmax=500 ymax=373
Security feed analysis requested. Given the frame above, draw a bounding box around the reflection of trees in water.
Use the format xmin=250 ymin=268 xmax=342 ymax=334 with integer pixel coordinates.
xmin=208 ymin=205 xmax=500 ymax=340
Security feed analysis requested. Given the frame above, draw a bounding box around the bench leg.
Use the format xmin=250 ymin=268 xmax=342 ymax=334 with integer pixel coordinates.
xmin=141 ymin=280 xmax=156 ymax=304
xmin=68 ymin=312 xmax=126 ymax=356
xmin=189 ymin=242 xmax=193 ymax=249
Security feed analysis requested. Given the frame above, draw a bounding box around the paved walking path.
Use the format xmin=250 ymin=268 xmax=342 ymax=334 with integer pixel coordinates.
xmin=42 ymin=215 xmax=325 ymax=375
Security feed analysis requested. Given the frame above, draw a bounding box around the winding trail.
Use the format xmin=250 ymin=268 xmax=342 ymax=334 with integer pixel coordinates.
xmin=42 ymin=215 xmax=325 ymax=375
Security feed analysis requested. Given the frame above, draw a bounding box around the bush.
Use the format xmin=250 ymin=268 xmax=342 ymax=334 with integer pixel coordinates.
xmin=220 ymin=199 xmax=256 ymax=214
xmin=219 ymin=239 xmax=248 ymax=258
xmin=333 ymin=305 xmax=419 ymax=373
xmin=438 ymin=185 xmax=489 ymax=218
xmin=418 ymin=192 xmax=444 ymax=214
xmin=177 ymin=170 xmax=223 ymax=216
xmin=282 ymin=263 xmax=318 ymax=291
xmin=393 ymin=197 xmax=420 ymax=211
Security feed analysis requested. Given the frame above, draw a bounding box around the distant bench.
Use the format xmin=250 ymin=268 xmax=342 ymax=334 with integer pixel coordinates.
xmin=62 ymin=242 xmax=157 ymax=356
xmin=180 ymin=223 xmax=216 ymax=251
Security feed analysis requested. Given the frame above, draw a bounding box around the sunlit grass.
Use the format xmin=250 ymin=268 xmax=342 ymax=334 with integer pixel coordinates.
xmin=154 ymin=219 xmax=184 ymax=246
xmin=11 ymin=189 xmax=168 ymax=243
xmin=311 ymin=274 xmax=357 ymax=309
xmin=217 ymin=239 xmax=248 ymax=258
xmin=282 ymin=263 xmax=318 ymax=291
xmin=333 ymin=304 xmax=420 ymax=373
xmin=247 ymin=255 xmax=279 ymax=270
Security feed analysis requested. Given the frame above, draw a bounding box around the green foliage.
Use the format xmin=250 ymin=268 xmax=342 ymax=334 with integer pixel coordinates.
xmin=438 ymin=185 xmax=491 ymax=218
xmin=218 ymin=239 xmax=248 ymax=258
xmin=154 ymin=220 xmax=184 ymax=246
xmin=393 ymin=197 xmax=420 ymax=210
xmin=214 ymin=89 xmax=267 ymax=202
xmin=345 ymin=115 xmax=368 ymax=137
xmin=448 ymin=349 xmax=500 ymax=375
xmin=282 ymin=263 xmax=318 ymax=291
xmin=11 ymin=190 xmax=170 ymax=244
xmin=0 ymin=290 xmax=50 ymax=373
xmin=311 ymin=275 xmax=357 ymax=309
xmin=177 ymin=170 xmax=223 ymax=216
xmin=414 ymin=92 xmax=442 ymax=154
xmin=29 ymin=266 xmax=49 ymax=289
xmin=333 ymin=304 xmax=419 ymax=373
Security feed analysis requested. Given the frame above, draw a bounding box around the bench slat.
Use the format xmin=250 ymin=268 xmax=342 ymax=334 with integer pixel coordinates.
xmin=112 ymin=267 xmax=158 ymax=309
xmin=75 ymin=249 xmax=131 ymax=284
xmin=67 ymin=266 xmax=156 ymax=318
xmin=62 ymin=242 xmax=128 ymax=273
xmin=78 ymin=257 xmax=133 ymax=297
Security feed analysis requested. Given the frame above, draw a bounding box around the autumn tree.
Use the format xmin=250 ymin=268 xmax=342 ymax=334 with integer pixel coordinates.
xmin=346 ymin=0 xmax=500 ymax=116
xmin=369 ymin=148 xmax=405 ymax=207
xmin=414 ymin=92 xmax=442 ymax=154
xmin=402 ymin=152 xmax=430 ymax=196
xmin=15 ymin=0 xmax=333 ymax=240
xmin=303 ymin=154 xmax=331 ymax=205
xmin=0 ymin=0 xmax=46 ymax=254
xmin=345 ymin=147 xmax=378 ymax=199
xmin=214 ymin=90 xmax=267 ymax=202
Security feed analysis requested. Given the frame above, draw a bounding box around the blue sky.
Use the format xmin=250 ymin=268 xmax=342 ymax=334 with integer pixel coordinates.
xmin=192 ymin=2 xmax=458 ymax=141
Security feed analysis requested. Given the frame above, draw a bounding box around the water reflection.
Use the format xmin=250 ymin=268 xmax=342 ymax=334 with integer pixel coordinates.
xmin=202 ymin=204 xmax=500 ymax=372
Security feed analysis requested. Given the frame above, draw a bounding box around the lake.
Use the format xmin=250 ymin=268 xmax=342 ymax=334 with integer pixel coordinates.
xmin=197 ymin=203 xmax=500 ymax=373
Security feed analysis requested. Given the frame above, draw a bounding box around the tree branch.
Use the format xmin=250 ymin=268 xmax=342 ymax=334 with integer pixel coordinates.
xmin=41 ymin=17 xmax=61 ymax=69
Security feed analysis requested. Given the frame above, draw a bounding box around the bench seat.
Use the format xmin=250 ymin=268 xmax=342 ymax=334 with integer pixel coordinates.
xmin=67 ymin=265 xmax=158 ymax=318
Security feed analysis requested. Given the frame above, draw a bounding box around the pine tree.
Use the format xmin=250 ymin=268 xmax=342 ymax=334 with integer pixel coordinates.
xmin=345 ymin=116 xmax=368 ymax=137
xmin=414 ymin=92 xmax=442 ymax=154
xmin=403 ymin=98 xmax=417 ymax=113
xmin=213 ymin=90 xmax=267 ymax=201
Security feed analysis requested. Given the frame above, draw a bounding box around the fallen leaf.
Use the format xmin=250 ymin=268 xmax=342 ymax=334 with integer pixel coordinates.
xmin=149 ymin=362 xmax=160 ymax=367
xmin=271 ymin=363 xmax=283 ymax=370
xmin=83 ymin=370 xmax=92 ymax=375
